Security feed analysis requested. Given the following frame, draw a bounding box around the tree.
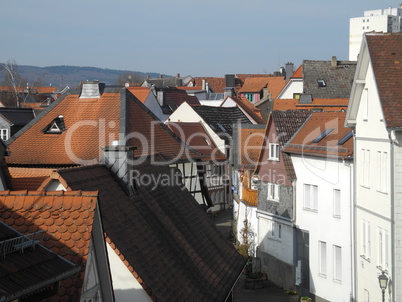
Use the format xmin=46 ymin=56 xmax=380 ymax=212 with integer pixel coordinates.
xmin=115 ymin=72 xmax=144 ymax=86
xmin=1 ymin=60 xmax=27 ymax=107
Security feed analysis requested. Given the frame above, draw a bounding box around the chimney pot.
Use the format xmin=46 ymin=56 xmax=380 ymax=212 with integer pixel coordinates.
xmin=331 ymin=56 xmax=338 ymax=68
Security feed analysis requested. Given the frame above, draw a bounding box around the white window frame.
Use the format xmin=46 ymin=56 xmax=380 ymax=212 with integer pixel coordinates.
xmin=377 ymin=151 xmax=388 ymax=194
xmin=267 ymin=183 xmax=279 ymax=202
xmin=303 ymin=184 xmax=318 ymax=211
xmin=361 ymin=149 xmax=370 ymax=188
xmin=333 ymin=245 xmax=342 ymax=282
xmin=361 ymin=219 xmax=371 ymax=260
xmin=268 ymin=143 xmax=279 ymax=161
xmin=0 ymin=128 xmax=9 ymax=141
xmin=333 ymin=189 xmax=341 ymax=218
xmin=319 ymin=241 xmax=327 ymax=277
xmin=377 ymin=227 xmax=389 ymax=269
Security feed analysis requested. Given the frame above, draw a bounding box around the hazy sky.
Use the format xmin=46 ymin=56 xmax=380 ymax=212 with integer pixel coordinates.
xmin=1 ymin=1 xmax=400 ymax=77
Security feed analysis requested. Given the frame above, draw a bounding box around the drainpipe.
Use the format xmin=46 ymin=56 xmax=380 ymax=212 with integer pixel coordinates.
xmin=389 ymin=129 xmax=398 ymax=302
xmin=351 ymin=128 xmax=357 ymax=302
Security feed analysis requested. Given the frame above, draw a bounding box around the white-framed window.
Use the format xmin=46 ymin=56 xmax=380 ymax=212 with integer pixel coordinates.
xmin=319 ymin=241 xmax=327 ymax=276
xmin=378 ymin=227 xmax=389 ymax=269
xmin=268 ymin=143 xmax=279 ymax=161
xmin=0 ymin=129 xmax=9 ymax=141
xmin=377 ymin=151 xmax=388 ymax=193
xmin=269 ymin=221 xmax=282 ymax=241
xmin=362 ymin=219 xmax=371 ymax=260
xmin=304 ymin=184 xmax=318 ymax=211
xmin=363 ymin=88 xmax=369 ymax=120
xmin=267 ymin=183 xmax=279 ymax=202
xmin=333 ymin=189 xmax=341 ymax=218
xmin=361 ymin=149 xmax=370 ymax=188
xmin=333 ymin=245 xmax=342 ymax=282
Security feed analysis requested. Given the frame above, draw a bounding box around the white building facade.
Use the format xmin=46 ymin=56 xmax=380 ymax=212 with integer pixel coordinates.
xmin=349 ymin=5 xmax=402 ymax=60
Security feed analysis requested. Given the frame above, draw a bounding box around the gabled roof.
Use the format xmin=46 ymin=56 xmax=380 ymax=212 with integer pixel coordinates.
xmin=221 ymin=96 xmax=264 ymax=124
xmin=0 ymin=221 xmax=80 ymax=302
xmin=284 ymin=112 xmax=353 ymax=159
xmin=126 ymin=87 xmax=151 ymax=103
xmin=192 ymin=77 xmax=228 ymax=93
xmin=0 ymin=108 xmax=36 ymax=126
xmin=238 ymin=77 xmax=269 ymax=93
xmin=6 ymin=87 xmax=122 ymax=166
xmin=290 ymin=65 xmax=303 ymax=79
xmin=162 ymin=87 xmax=201 ymax=114
xmin=8 ymin=167 xmax=55 ymax=190
xmin=166 ymin=122 xmax=226 ymax=162
xmin=303 ymin=59 xmax=357 ymax=98
xmin=0 ymin=190 xmax=98 ymax=302
xmin=254 ymin=110 xmax=311 ymax=179
xmin=273 ymin=98 xmax=349 ymax=111
xmin=53 ymin=164 xmax=246 ymax=302
xmin=126 ymin=92 xmax=202 ymax=162
xmin=192 ymin=105 xmax=253 ymax=138
xmin=365 ymin=33 xmax=402 ymax=128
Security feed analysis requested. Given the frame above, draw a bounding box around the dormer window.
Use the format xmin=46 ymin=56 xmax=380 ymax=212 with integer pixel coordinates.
xmin=43 ymin=115 xmax=66 ymax=134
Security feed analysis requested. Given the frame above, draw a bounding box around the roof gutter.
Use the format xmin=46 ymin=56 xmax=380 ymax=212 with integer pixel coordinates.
xmin=224 ymin=261 xmax=248 ymax=302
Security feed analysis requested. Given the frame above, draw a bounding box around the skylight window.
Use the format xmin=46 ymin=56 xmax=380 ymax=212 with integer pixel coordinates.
xmin=337 ymin=131 xmax=353 ymax=145
xmin=313 ymin=128 xmax=333 ymax=143
xmin=317 ymin=80 xmax=326 ymax=87
xmin=209 ymin=124 xmax=216 ymax=131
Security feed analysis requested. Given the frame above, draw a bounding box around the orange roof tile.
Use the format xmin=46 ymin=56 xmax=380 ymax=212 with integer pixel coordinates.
xmin=0 ymin=86 xmax=58 ymax=93
xmin=7 ymin=92 xmax=121 ymax=166
xmin=238 ymin=127 xmax=265 ymax=169
xmin=284 ymin=111 xmax=353 ymax=158
xmin=0 ymin=190 xmax=98 ymax=302
xmin=126 ymin=87 xmax=151 ymax=103
xmin=8 ymin=167 xmax=55 ymax=190
xmin=273 ymin=98 xmax=349 ymax=111
xmin=291 ymin=65 xmax=303 ymax=79
xmin=192 ymin=77 xmax=227 ymax=93
xmin=238 ymin=77 xmax=269 ymax=93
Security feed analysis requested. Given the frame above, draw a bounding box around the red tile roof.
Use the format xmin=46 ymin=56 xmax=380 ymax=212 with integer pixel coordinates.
xmin=6 ymin=92 xmax=121 ymax=166
xmin=166 ymin=122 xmax=226 ymax=162
xmin=8 ymin=167 xmax=55 ymax=190
xmin=0 ymin=190 xmax=98 ymax=302
xmin=237 ymin=127 xmax=266 ymax=169
xmin=273 ymin=98 xmax=349 ymax=111
xmin=238 ymin=77 xmax=269 ymax=93
xmin=126 ymin=87 xmax=151 ymax=103
xmin=284 ymin=111 xmax=353 ymax=159
xmin=192 ymin=77 xmax=227 ymax=93
xmin=291 ymin=65 xmax=303 ymax=79
xmin=0 ymin=86 xmax=58 ymax=94
xmin=366 ymin=33 xmax=402 ymax=128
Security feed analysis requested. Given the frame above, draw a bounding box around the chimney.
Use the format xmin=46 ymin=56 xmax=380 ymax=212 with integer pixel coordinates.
xmin=331 ymin=56 xmax=338 ymax=68
xmin=225 ymin=74 xmax=236 ymax=88
xmin=202 ymin=79 xmax=206 ymax=90
xmin=224 ymin=87 xmax=234 ymax=99
xmin=80 ymin=80 xmax=105 ymax=98
xmin=102 ymin=145 xmax=137 ymax=196
xmin=157 ymin=90 xmax=165 ymax=106
xmin=158 ymin=74 xmax=163 ymax=78
xmin=285 ymin=62 xmax=294 ymax=81
xmin=299 ymin=94 xmax=313 ymax=104
xmin=176 ymin=73 xmax=180 ymax=78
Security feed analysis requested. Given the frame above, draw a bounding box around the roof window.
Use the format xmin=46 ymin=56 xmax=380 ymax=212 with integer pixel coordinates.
xmin=217 ymin=123 xmax=227 ymax=132
xmin=337 ymin=131 xmax=353 ymax=145
xmin=313 ymin=128 xmax=333 ymax=143
xmin=42 ymin=115 xmax=66 ymax=134
xmin=317 ymin=80 xmax=326 ymax=87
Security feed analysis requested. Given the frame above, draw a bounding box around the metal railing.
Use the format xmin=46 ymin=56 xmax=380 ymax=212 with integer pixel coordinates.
xmin=0 ymin=230 xmax=45 ymax=258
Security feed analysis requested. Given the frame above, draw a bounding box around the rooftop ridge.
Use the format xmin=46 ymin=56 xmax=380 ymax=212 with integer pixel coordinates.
xmin=0 ymin=190 xmax=98 ymax=197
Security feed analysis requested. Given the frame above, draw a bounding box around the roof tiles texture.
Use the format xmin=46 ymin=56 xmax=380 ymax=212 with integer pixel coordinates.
xmin=303 ymin=59 xmax=357 ymax=99
xmin=238 ymin=127 xmax=265 ymax=169
xmin=8 ymin=167 xmax=55 ymax=190
xmin=56 ymin=164 xmax=246 ymax=302
xmin=273 ymin=98 xmax=349 ymax=111
xmin=284 ymin=111 xmax=353 ymax=158
xmin=6 ymin=92 xmax=121 ymax=166
xmin=0 ymin=190 xmax=98 ymax=302
xmin=366 ymin=33 xmax=402 ymax=128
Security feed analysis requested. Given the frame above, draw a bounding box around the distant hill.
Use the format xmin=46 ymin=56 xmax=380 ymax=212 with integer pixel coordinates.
xmin=0 ymin=64 xmax=169 ymax=89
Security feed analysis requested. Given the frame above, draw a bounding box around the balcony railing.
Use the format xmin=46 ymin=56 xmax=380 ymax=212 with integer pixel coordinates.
xmin=242 ymin=187 xmax=259 ymax=206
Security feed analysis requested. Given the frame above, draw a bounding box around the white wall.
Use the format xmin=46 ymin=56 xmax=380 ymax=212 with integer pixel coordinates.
xmin=107 ymin=243 xmax=152 ymax=302
xmin=293 ymin=155 xmax=353 ymax=302
xmin=276 ymin=79 xmax=303 ymax=99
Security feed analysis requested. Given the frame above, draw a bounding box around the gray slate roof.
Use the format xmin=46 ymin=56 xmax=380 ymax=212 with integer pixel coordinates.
xmin=303 ymin=59 xmax=357 ymax=98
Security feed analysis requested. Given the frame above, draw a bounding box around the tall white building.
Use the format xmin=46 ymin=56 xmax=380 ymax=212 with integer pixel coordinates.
xmin=349 ymin=5 xmax=402 ymax=60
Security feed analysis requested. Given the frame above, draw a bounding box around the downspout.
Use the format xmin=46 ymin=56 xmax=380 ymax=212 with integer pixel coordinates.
xmin=351 ymin=128 xmax=357 ymax=302
xmin=390 ymin=130 xmax=397 ymax=302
